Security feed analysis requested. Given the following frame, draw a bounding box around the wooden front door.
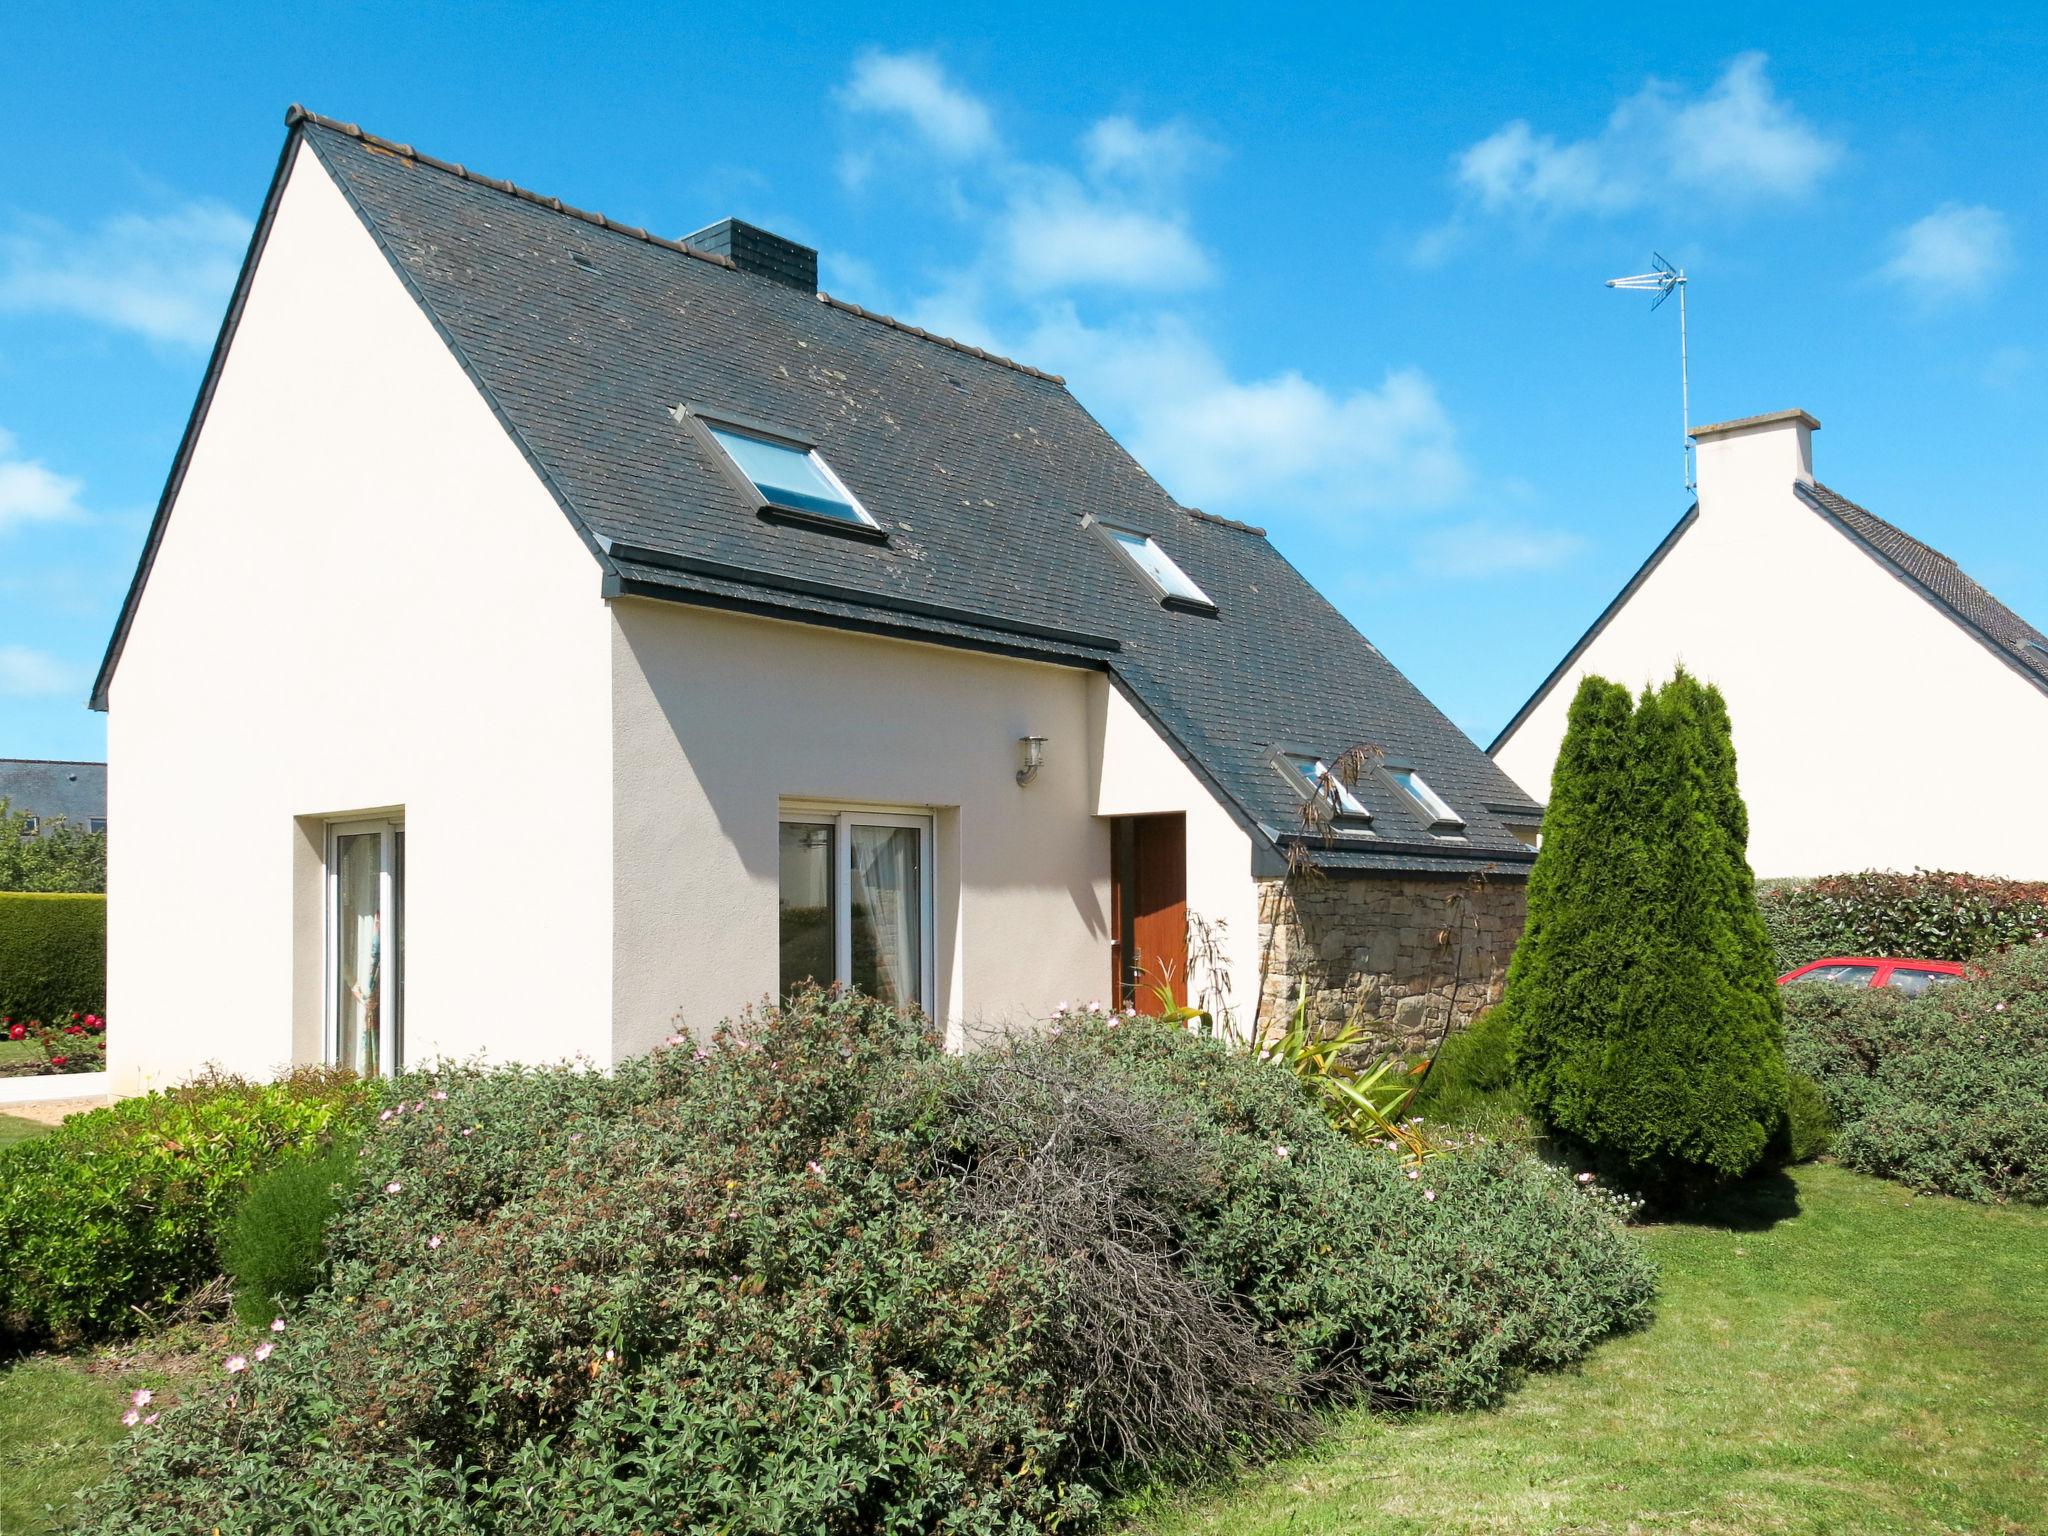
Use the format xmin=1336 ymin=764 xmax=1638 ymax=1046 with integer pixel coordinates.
xmin=1110 ymin=813 xmax=1187 ymax=1014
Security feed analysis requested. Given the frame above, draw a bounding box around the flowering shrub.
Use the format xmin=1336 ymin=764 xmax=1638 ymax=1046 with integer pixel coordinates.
xmin=1783 ymin=938 xmax=2048 ymax=1203
xmin=0 ymin=1067 xmax=376 ymax=1345
xmin=0 ymin=1009 xmax=107 ymax=1075
xmin=84 ymin=994 xmax=1655 ymax=1532
xmin=1759 ymin=869 xmax=2048 ymax=972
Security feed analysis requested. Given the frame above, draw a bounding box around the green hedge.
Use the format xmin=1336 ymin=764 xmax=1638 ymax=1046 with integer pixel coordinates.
xmin=0 ymin=1069 xmax=377 ymax=1345
xmin=1759 ymin=870 xmax=2048 ymax=973
xmin=0 ymin=892 xmax=106 ymax=1024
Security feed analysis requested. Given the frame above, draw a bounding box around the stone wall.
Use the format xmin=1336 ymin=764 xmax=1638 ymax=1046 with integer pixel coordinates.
xmin=1253 ymin=871 xmax=1527 ymax=1050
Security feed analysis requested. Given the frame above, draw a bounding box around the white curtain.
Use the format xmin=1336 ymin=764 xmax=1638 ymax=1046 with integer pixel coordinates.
xmin=335 ymin=833 xmax=383 ymax=1075
xmin=850 ymin=825 xmax=921 ymax=1010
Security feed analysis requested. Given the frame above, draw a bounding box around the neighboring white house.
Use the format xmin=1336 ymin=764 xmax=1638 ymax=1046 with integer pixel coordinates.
xmin=1492 ymin=408 xmax=2048 ymax=880
xmin=93 ymin=108 xmax=1542 ymax=1094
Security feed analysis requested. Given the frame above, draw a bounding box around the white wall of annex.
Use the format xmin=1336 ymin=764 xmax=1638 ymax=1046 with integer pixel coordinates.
xmin=1494 ymin=416 xmax=2048 ymax=879
xmin=105 ymin=141 xmax=614 ymax=1092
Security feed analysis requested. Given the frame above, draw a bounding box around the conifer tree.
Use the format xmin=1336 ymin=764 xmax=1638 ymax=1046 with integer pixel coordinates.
xmin=1502 ymin=669 xmax=1787 ymax=1198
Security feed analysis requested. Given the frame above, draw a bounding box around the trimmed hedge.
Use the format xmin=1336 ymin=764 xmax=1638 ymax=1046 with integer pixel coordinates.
xmin=1783 ymin=939 xmax=2048 ymax=1203
xmin=0 ymin=1069 xmax=377 ymax=1345
xmin=1759 ymin=870 xmax=2048 ymax=973
xmin=0 ymin=891 xmax=106 ymax=1025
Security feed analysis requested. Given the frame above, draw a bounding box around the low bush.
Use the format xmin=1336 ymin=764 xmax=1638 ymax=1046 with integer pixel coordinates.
xmin=1759 ymin=869 xmax=2048 ymax=973
xmin=1778 ymin=1074 xmax=1835 ymax=1164
xmin=0 ymin=1069 xmax=376 ymax=1345
xmin=1783 ymin=941 xmax=2048 ymax=1202
xmin=85 ymin=994 xmax=1656 ymax=1533
xmin=0 ymin=892 xmax=106 ymax=1025
xmin=223 ymin=1137 xmax=362 ymax=1325
xmin=1411 ymin=1004 xmax=1517 ymax=1123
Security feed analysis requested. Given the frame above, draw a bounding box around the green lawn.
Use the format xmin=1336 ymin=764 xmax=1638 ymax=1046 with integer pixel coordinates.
xmin=0 ymin=1037 xmax=45 ymax=1071
xmin=1136 ymin=1163 xmax=2046 ymax=1535
xmin=0 ymin=1359 xmax=136 ymax=1535
xmin=0 ymin=1112 xmax=53 ymax=1148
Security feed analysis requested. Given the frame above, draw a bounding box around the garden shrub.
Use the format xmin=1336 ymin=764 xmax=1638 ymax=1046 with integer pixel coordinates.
xmin=1410 ymin=1003 xmax=1516 ymax=1122
xmin=1778 ymin=1074 xmax=1835 ymax=1164
xmin=0 ymin=891 xmax=106 ymax=1025
xmin=1502 ymin=671 xmax=1787 ymax=1201
xmin=0 ymin=800 xmax=107 ymax=893
xmin=224 ymin=1136 xmax=363 ymax=1324
xmin=0 ymin=1068 xmax=375 ymax=1345
xmin=1759 ymin=869 xmax=2048 ymax=973
xmin=85 ymin=993 xmax=1655 ymax=1533
xmin=1783 ymin=941 xmax=2048 ymax=1203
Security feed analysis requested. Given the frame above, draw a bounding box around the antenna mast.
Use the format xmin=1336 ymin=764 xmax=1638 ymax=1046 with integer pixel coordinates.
xmin=1606 ymin=254 xmax=1692 ymax=492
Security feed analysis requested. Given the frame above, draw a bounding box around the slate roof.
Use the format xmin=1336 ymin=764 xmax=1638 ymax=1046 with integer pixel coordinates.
xmin=1799 ymin=482 xmax=2048 ymax=691
xmin=94 ymin=109 xmax=1542 ymax=877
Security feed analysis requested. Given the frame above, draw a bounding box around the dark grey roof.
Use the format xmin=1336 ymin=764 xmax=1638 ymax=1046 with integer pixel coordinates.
xmin=94 ymin=109 xmax=1540 ymax=877
xmin=1800 ymin=482 xmax=2048 ymax=692
xmin=0 ymin=759 xmax=106 ymax=829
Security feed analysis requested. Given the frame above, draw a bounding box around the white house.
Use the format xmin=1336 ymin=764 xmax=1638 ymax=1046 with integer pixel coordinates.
xmin=1492 ymin=408 xmax=2048 ymax=879
xmin=93 ymin=109 xmax=1542 ymax=1094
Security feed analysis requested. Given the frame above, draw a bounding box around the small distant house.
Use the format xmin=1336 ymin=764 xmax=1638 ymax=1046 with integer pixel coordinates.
xmin=1 ymin=759 xmax=107 ymax=838
xmin=93 ymin=108 xmax=1539 ymax=1092
xmin=1492 ymin=409 xmax=2048 ymax=878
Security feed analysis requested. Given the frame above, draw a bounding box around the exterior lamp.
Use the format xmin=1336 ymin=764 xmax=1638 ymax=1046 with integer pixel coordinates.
xmin=1016 ymin=735 xmax=1048 ymax=787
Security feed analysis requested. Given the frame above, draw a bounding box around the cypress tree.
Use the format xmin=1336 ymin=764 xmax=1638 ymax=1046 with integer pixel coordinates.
xmin=1502 ymin=668 xmax=1787 ymax=1200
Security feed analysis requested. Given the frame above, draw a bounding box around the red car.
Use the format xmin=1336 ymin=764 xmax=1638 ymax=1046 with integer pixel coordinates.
xmin=1777 ymin=957 xmax=1971 ymax=998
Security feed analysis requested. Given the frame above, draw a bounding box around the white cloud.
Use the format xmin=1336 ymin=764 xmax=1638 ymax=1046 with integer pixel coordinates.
xmin=1000 ymin=180 xmax=1212 ymax=292
xmin=1448 ymin=52 xmax=1838 ymax=220
xmin=0 ymin=427 xmax=87 ymax=537
xmin=1083 ymin=117 xmax=1212 ymax=186
xmin=0 ymin=644 xmax=77 ymax=698
xmin=1410 ymin=519 xmax=1584 ymax=578
xmin=0 ymin=199 xmax=249 ymax=348
xmin=839 ymin=51 xmax=997 ymax=160
xmin=1024 ymin=309 xmax=1467 ymax=518
xmin=1880 ymin=204 xmax=2013 ymax=302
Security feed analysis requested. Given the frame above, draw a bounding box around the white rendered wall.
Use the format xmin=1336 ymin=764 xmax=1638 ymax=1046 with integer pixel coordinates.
xmin=1092 ymin=683 xmax=1263 ymax=1032
xmin=105 ymin=143 xmax=615 ymax=1092
xmin=1494 ymin=417 xmax=2048 ymax=879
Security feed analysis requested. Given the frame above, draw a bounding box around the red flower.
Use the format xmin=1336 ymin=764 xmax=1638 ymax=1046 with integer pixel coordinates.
xmin=50 ymin=1056 xmax=68 ymax=1067
xmin=6 ymin=1024 xmax=22 ymax=1041
xmin=84 ymin=1014 xmax=101 ymax=1027
xmin=65 ymin=1024 xmax=83 ymax=1035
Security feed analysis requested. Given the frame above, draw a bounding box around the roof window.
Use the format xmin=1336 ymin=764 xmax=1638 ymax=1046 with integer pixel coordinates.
xmin=1277 ymin=752 xmax=1370 ymax=824
xmin=692 ymin=413 xmax=880 ymax=536
xmin=1386 ymin=765 xmax=1464 ymax=830
xmin=1100 ymin=524 xmax=1215 ymax=610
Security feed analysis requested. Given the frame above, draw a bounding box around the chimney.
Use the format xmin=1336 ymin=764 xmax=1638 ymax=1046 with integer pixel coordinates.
xmin=1691 ymin=408 xmax=1819 ymax=510
xmin=683 ymin=217 xmax=818 ymax=292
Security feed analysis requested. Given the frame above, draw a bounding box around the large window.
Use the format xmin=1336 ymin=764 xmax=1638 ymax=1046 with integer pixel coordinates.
xmin=327 ymin=818 xmax=404 ymax=1077
xmin=1101 ymin=525 xmax=1215 ymax=609
xmin=1385 ymin=765 xmax=1464 ymax=830
xmin=705 ymin=422 xmax=877 ymax=529
xmin=778 ymin=808 xmax=933 ymax=1013
xmin=1276 ymin=752 xmax=1370 ymax=822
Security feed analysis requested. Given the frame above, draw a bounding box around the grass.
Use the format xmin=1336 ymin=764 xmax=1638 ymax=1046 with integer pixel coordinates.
xmin=0 ymin=1359 xmax=136 ymax=1534
xmin=0 ymin=1036 xmax=44 ymax=1070
xmin=1135 ymin=1162 xmax=2047 ymax=1535
xmin=0 ymin=1112 xmax=53 ymax=1148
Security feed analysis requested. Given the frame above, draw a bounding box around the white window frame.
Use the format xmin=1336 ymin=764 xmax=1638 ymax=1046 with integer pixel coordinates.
xmin=1385 ymin=765 xmax=1465 ymax=831
xmin=780 ymin=803 xmax=937 ymax=1015
xmin=702 ymin=419 xmax=879 ymax=530
xmin=324 ymin=817 xmax=403 ymax=1077
xmin=1276 ymin=752 xmax=1371 ymax=823
xmin=1096 ymin=522 xmax=1216 ymax=610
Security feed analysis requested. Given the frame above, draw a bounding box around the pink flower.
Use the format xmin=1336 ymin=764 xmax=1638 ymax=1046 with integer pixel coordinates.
xmin=254 ymin=1341 xmax=274 ymax=1362
xmin=1274 ymin=1145 xmax=1291 ymax=1160
xmin=131 ymin=1388 xmax=153 ymax=1408
xmin=270 ymin=1318 xmax=286 ymax=1333
xmin=1576 ymin=1172 xmax=1596 ymax=1184
xmin=1423 ymin=1190 xmax=1437 ymax=1202
xmin=666 ymin=1033 xmax=687 ymax=1047
xmin=122 ymin=1409 xmax=140 ymax=1426
xmin=143 ymin=1413 xmax=159 ymax=1425
xmin=432 ymin=1089 xmax=448 ymax=1101
xmin=224 ymin=1356 xmax=248 ymax=1374
xmin=1406 ymin=1169 xmax=1420 ymax=1180
xmin=806 ymin=1160 xmax=824 ymax=1177
xmin=1087 ymin=1000 xmax=1103 ymax=1013
xmin=414 ymin=1100 xmax=426 ymax=1113
xmin=692 ymin=1047 xmax=710 ymax=1062
xmin=570 ymin=1132 xmax=583 ymax=1143
xmin=428 ymin=1234 xmax=443 ymax=1250
xmin=385 ymin=1181 xmax=402 ymax=1194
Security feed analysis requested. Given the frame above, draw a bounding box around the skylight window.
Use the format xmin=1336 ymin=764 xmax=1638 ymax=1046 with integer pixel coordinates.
xmin=1386 ymin=766 xmax=1464 ymax=829
xmin=1103 ymin=526 xmax=1215 ymax=609
xmin=1278 ymin=753 xmax=1370 ymax=822
xmin=705 ymin=422 xmax=877 ymax=529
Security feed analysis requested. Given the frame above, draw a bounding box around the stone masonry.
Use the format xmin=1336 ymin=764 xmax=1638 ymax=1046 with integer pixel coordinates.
xmin=1253 ymin=871 xmax=1528 ymax=1051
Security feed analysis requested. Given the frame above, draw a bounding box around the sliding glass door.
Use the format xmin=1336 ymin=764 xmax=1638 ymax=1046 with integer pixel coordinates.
xmin=327 ymin=819 xmax=403 ymax=1077
xmin=778 ymin=809 xmax=933 ymax=1014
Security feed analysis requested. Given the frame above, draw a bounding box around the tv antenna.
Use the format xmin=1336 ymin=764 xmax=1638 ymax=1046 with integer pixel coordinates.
xmin=1606 ymin=254 xmax=1692 ymax=492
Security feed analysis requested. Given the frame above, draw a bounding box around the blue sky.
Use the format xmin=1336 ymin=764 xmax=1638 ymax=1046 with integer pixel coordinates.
xmin=2 ymin=2 xmax=2043 ymax=763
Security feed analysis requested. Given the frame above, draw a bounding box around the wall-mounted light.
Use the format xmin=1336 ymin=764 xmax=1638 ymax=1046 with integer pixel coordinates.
xmin=1015 ymin=735 xmax=1048 ymax=787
